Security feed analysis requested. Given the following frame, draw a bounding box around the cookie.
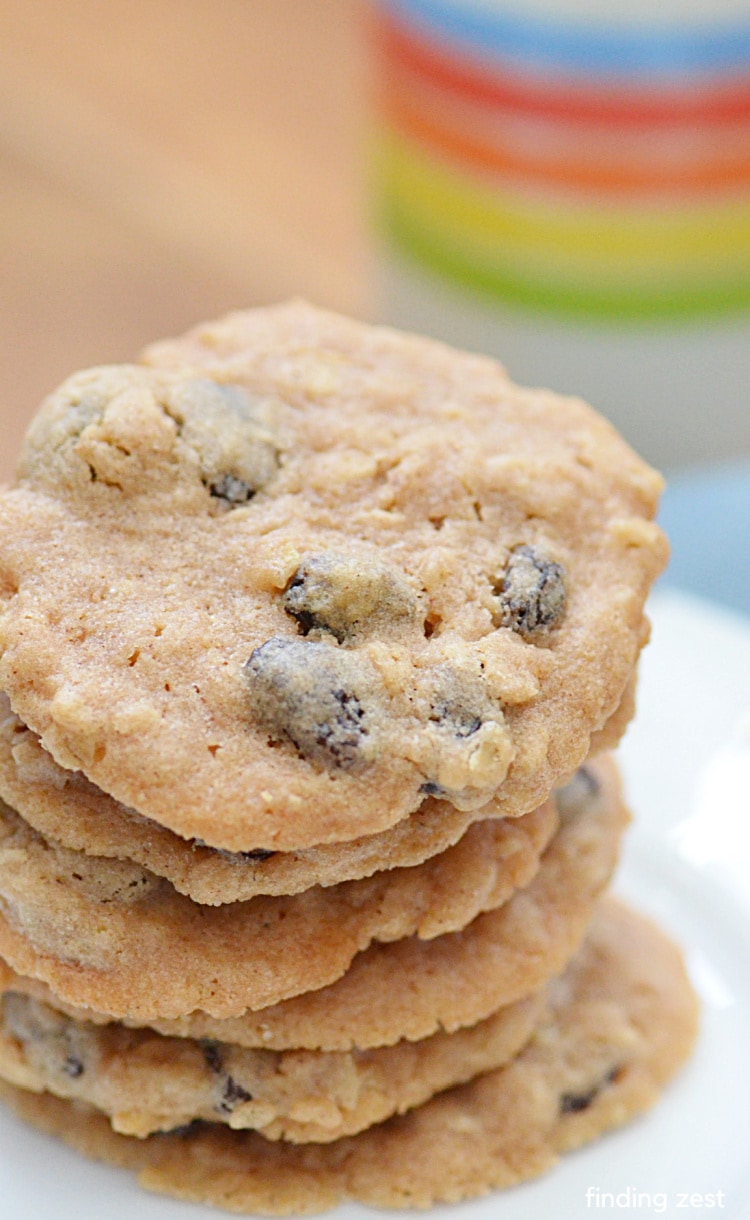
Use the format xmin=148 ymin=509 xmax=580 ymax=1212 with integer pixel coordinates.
xmin=0 ymin=985 xmax=545 ymax=1144
xmin=0 ymin=776 xmax=559 ymax=1018
xmin=0 ymin=694 xmax=556 ymax=905
xmin=0 ymin=302 xmax=666 ymax=851
xmin=0 ymin=900 xmax=698 ymax=1213
xmin=0 ymin=755 xmax=626 ymax=1040
xmin=589 ymin=666 xmax=638 ymax=756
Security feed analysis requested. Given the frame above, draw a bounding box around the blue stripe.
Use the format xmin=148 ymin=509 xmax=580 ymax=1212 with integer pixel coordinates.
xmin=383 ymin=0 xmax=750 ymax=79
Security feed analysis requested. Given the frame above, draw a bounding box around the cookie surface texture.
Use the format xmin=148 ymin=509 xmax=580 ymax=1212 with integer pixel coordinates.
xmin=0 ymin=900 xmax=699 ymax=1214
xmin=0 ymin=790 xmax=557 ymax=1019
xmin=0 ymin=756 xmax=626 ymax=1036
xmin=0 ymin=695 xmax=555 ymax=905
xmin=0 ymin=303 xmax=666 ymax=850
xmin=0 ymin=987 xmax=545 ymax=1143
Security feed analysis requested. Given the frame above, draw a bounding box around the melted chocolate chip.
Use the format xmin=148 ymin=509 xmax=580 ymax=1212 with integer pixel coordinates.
xmin=1 ymin=994 xmax=88 ymax=1084
xmin=495 ymin=545 xmax=566 ymax=636
xmin=63 ymin=1053 xmax=85 ymax=1079
xmin=427 ymin=667 xmax=496 ymax=741
xmin=560 ymin=1065 xmax=621 ymax=1114
xmin=283 ymin=553 xmax=417 ymax=643
xmin=202 ymin=1041 xmax=223 ymax=1075
xmin=166 ymin=379 xmax=279 ymax=510
xmin=209 ymin=473 xmax=256 ymax=506
xmin=244 ymin=638 xmax=371 ymax=770
xmin=202 ymin=1040 xmax=252 ymax=1114
xmin=161 ymin=1120 xmax=206 ymax=1139
xmin=313 ymin=689 xmax=366 ymax=767
xmin=430 ymin=703 xmax=482 ymax=739
xmin=420 ymin=781 xmax=446 ymax=798
xmin=560 ymin=1088 xmax=597 ymax=1114
xmin=220 ymin=1076 xmax=253 ymax=1114
xmin=192 ymin=841 xmax=276 ymax=864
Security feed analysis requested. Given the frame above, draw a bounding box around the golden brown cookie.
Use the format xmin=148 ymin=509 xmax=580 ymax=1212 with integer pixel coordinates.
xmin=0 ymin=986 xmax=544 ymax=1144
xmin=0 ymin=900 xmax=698 ymax=1213
xmin=0 ymin=755 xmax=626 ymax=1038
xmin=0 ymin=303 xmax=665 ymax=851
xmin=0 ymin=783 xmax=558 ymax=1019
xmin=0 ymin=694 xmax=556 ymax=905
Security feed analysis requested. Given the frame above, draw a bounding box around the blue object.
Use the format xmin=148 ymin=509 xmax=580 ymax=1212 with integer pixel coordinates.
xmin=383 ymin=0 xmax=750 ymax=78
xmin=659 ymin=462 xmax=750 ymax=619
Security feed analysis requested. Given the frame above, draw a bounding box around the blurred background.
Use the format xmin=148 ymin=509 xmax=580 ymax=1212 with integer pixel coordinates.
xmin=0 ymin=0 xmax=748 ymax=614
xmin=0 ymin=0 xmax=369 ymax=474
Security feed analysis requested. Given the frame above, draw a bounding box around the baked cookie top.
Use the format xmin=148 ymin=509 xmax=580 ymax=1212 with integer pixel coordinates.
xmin=0 ymin=302 xmax=666 ymax=849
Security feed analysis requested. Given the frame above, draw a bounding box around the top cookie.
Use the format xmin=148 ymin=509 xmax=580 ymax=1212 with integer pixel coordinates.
xmin=0 ymin=303 xmax=666 ymax=851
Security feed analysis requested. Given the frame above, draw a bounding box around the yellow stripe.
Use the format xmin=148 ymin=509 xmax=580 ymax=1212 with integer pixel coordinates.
xmin=389 ymin=186 xmax=750 ymax=294
xmin=381 ymin=131 xmax=750 ymax=278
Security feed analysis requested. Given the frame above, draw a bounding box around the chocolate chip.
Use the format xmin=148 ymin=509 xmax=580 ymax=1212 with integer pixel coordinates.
xmin=419 ymin=666 xmax=511 ymax=797
xmin=560 ymin=1088 xmax=597 ymax=1114
xmin=162 ymin=1120 xmax=205 ymax=1139
xmin=165 ymin=379 xmax=279 ymax=510
xmin=495 ymin=545 xmax=566 ymax=636
xmin=283 ymin=553 xmax=417 ymax=643
xmin=244 ymin=637 xmax=372 ymax=770
xmin=2 ymin=994 xmax=87 ymax=1082
xmin=430 ymin=703 xmax=481 ymax=739
xmin=17 ymin=374 xmax=133 ymax=492
xmin=420 ymin=781 xmax=446 ymax=798
xmin=220 ymin=1076 xmax=253 ymax=1114
xmin=202 ymin=1041 xmax=253 ymax=1114
xmin=63 ymin=1053 xmax=85 ymax=1079
xmin=202 ymin=1041 xmax=223 ymax=1075
xmin=560 ymin=1065 xmax=621 ymax=1114
xmin=314 ymin=690 xmax=366 ymax=767
xmin=428 ymin=668 xmax=494 ymax=740
xmin=193 ymin=841 xmax=276 ymax=864
xmin=209 ymin=473 xmax=256 ymax=506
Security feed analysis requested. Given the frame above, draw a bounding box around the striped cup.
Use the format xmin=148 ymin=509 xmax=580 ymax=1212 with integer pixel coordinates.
xmin=373 ymin=0 xmax=750 ymax=467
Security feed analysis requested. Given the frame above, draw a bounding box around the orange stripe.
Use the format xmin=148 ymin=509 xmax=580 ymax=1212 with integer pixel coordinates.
xmin=376 ymin=13 xmax=750 ymax=128
xmin=383 ymin=90 xmax=750 ymax=195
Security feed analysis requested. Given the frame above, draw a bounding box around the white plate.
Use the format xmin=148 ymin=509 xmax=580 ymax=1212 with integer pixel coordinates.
xmin=1 ymin=590 xmax=750 ymax=1220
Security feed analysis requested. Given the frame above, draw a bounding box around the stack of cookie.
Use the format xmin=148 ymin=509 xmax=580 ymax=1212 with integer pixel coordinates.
xmin=0 ymin=304 xmax=697 ymax=1213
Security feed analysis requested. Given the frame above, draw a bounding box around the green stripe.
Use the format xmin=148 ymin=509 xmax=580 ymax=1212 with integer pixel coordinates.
xmin=382 ymin=130 xmax=750 ymax=275
xmin=381 ymin=200 xmax=750 ymax=323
